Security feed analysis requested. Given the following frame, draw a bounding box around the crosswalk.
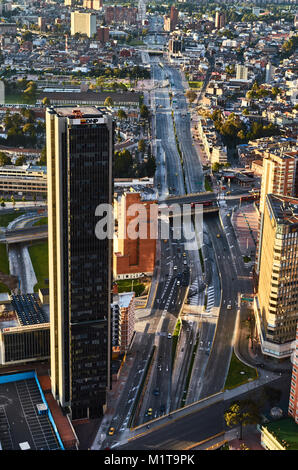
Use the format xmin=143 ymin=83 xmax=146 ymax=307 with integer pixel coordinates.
xmin=188 ymin=278 xmax=199 ymax=305
xmin=205 ymin=285 xmax=215 ymax=313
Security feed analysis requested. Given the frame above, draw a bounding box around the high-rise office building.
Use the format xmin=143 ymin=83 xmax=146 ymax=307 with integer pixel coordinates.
xmin=256 ymin=151 xmax=297 ymax=275
xmin=168 ymin=37 xmax=183 ymax=55
xmin=97 ymin=26 xmax=109 ymax=44
xmin=288 ymin=322 xmax=298 ymax=423
xmin=46 ymin=106 xmax=113 ymax=420
xmin=170 ymin=5 xmax=178 ymax=28
xmin=164 ymin=5 xmax=179 ymax=32
xmin=265 ymin=62 xmax=276 ymax=83
xmin=259 ymin=152 xmax=297 ymax=215
xmin=254 ymin=194 xmax=298 ymax=359
xmin=236 ymin=64 xmax=248 ymax=81
xmin=71 ymin=11 xmax=97 ymax=38
xmin=215 ymin=11 xmax=226 ymax=29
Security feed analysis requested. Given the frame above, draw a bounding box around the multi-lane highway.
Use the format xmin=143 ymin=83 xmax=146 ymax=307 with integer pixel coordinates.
xmin=94 ymin=20 xmax=255 ymax=450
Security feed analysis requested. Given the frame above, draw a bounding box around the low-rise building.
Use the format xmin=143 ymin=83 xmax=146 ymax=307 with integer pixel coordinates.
xmin=0 ymin=165 xmax=47 ymax=196
xmin=0 ymin=292 xmax=50 ymax=366
xmin=37 ymin=91 xmax=141 ymax=108
xmin=113 ymin=191 xmax=157 ymax=280
xmin=112 ymin=291 xmax=135 ymax=354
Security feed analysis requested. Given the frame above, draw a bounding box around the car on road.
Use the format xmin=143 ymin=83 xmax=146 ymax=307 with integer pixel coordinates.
xmin=153 ymin=388 xmax=160 ymax=396
xmin=173 ymin=265 xmax=177 ymax=270
xmin=227 ymin=304 xmax=232 ymax=310
xmin=183 ymin=252 xmax=186 ymax=257
xmin=177 ymin=280 xmax=180 ymax=286
xmin=168 ymin=333 xmax=172 ymax=339
xmin=108 ymin=427 xmax=115 ymax=436
xmin=216 ymin=234 xmax=220 ymax=238
xmin=147 ymin=408 xmax=153 ymax=415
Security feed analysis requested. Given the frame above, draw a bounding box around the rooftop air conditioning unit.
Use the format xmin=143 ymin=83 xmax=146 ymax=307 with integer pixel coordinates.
xmin=36 ymin=403 xmax=48 ymax=415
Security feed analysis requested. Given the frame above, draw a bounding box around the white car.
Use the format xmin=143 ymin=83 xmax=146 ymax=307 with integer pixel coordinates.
xmin=227 ymin=304 xmax=232 ymax=310
xmin=168 ymin=333 xmax=172 ymax=339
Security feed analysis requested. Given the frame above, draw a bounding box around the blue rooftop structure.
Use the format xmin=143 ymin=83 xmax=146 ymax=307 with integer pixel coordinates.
xmin=0 ymin=371 xmax=64 ymax=450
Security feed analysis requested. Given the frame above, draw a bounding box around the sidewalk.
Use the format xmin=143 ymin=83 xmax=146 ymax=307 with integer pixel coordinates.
xmin=234 ymin=301 xmax=292 ymax=375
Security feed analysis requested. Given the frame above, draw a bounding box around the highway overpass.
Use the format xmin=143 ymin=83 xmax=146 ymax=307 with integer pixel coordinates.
xmin=0 ymin=225 xmax=48 ymax=244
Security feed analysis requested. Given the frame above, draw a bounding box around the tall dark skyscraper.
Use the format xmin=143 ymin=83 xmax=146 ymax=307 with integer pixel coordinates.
xmin=46 ymin=106 xmax=113 ymax=420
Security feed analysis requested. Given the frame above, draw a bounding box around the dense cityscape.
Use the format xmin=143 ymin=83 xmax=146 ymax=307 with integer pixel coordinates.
xmin=0 ymin=0 xmax=296 ymax=456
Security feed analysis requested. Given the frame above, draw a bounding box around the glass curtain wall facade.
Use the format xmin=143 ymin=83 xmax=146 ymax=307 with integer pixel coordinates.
xmin=46 ymin=107 xmax=113 ymax=419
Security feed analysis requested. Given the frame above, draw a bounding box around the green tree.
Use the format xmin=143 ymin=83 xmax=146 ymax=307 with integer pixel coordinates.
xmin=186 ymin=89 xmax=197 ymax=103
xmin=145 ymin=155 xmax=156 ymax=177
xmin=15 ymin=156 xmax=27 ymax=166
xmin=37 ymin=146 xmax=47 ymax=166
xmin=42 ymin=96 xmax=50 ymax=106
xmin=237 ymin=130 xmax=246 ymax=140
xmin=114 ymin=149 xmax=134 ymax=178
xmin=138 ymin=139 xmax=146 ymax=153
xmin=140 ymin=104 xmax=149 ymax=119
xmin=224 ymin=400 xmax=261 ymax=440
xmin=22 ymin=123 xmax=35 ymax=135
xmin=117 ymin=109 xmax=127 ymax=120
xmin=212 ymin=162 xmax=221 ymax=173
xmin=104 ymin=96 xmax=113 ymax=107
xmin=0 ymin=152 xmax=12 ymax=166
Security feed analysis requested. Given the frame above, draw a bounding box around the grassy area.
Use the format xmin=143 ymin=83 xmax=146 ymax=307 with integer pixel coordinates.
xmin=180 ymin=332 xmax=200 ymax=407
xmin=5 ymin=93 xmax=35 ymax=105
xmin=224 ymin=352 xmax=258 ymax=390
xmin=127 ymin=39 xmax=145 ymax=46
xmin=172 ymin=318 xmax=182 ymax=368
xmin=189 ymin=81 xmax=203 ymax=89
xmin=0 ymin=211 xmax=25 ymax=228
xmin=28 ymin=242 xmax=49 ymax=292
xmin=116 ymin=279 xmax=145 ymax=297
xmin=33 ymin=217 xmax=48 ymax=226
xmin=0 ymin=243 xmax=9 ymax=275
xmin=264 ymin=418 xmax=298 ymax=450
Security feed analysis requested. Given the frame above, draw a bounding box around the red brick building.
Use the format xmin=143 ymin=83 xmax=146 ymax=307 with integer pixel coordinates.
xmin=113 ymin=192 xmax=157 ymax=279
xmin=97 ymin=26 xmax=109 ymax=43
xmin=83 ymin=0 xmax=103 ymax=9
xmin=104 ymin=6 xmax=138 ymax=25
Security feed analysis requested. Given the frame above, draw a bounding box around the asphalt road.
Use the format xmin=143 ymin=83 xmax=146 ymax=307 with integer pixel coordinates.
xmin=119 ymin=399 xmax=225 ymax=450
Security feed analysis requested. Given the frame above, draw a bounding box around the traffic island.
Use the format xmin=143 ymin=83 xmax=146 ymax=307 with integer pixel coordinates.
xmin=224 ymin=351 xmax=258 ymax=390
